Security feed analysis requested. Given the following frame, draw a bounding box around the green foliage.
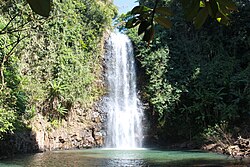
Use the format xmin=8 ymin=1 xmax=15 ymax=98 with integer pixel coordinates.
xmin=24 ymin=105 xmax=36 ymax=120
xmin=0 ymin=77 xmax=24 ymax=138
xmin=126 ymin=2 xmax=173 ymax=45
xmin=182 ymin=0 xmax=237 ymax=28
xmin=0 ymin=12 xmax=28 ymax=137
xmin=128 ymin=0 xmax=249 ymax=141
xmin=0 ymin=108 xmax=16 ymax=138
xmin=0 ymin=0 xmax=116 ymax=135
xmin=125 ymin=0 xmax=237 ymax=44
xmin=19 ymin=0 xmax=116 ymax=118
xmin=137 ymin=48 xmax=182 ymax=118
xmin=49 ymin=80 xmax=67 ymax=100
xmin=202 ymin=121 xmax=233 ymax=147
xmin=50 ymin=119 xmax=60 ymax=129
xmin=56 ymin=104 xmax=67 ymax=116
xmin=0 ymin=90 xmax=17 ymax=138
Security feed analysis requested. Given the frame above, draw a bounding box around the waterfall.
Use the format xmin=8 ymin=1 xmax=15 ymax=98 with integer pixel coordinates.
xmin=104 ymin=32 xmax=143 ymax=149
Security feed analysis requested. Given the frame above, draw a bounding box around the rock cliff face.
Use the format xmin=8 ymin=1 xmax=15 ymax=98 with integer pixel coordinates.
xmin=0 ymin=103 xmax=106 ymax=156
xmin=32 ymin=104 xmax=106 ymax=152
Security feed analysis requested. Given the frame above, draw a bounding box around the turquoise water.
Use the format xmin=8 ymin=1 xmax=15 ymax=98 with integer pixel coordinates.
xmin=0 ymin=149 xmax=248 ymax=167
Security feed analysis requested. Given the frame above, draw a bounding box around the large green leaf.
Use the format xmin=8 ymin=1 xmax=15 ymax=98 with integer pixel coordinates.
xmin=194 ymin=7 xmax=209 ymax=29
xmin=125 ymin=17 xmax=140 ymax=28
xmin=183 ymin=0 xmax=200 ymax=21
xmin=27 ymin=0 xmax=51 ymax=17
xmin=155 ymin=7 xmax=173 ymax=16
xmin=131 ymin=5 xmax=152 ymax=15
xmin=131 ymin=6 xmax=142 ymax=14
xmin=154 ymin=16 xmax=172 ymax=29
xmin=138 ymin=21 xmax=151 ymax=36
xmin=142 ymin=26 xmax=154 ymax=44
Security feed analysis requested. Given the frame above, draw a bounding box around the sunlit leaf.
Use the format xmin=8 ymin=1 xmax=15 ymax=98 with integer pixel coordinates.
xmin=217 ymin=17 xmax=222 ymax=22
xmin=155 ymin=7 xmax=173 ymax=16
xmin=141 ymin=6 xmax=152 ymax=12
xmin=27 ymin=0 xmax=51 ymax=17
xmin=154 ymin=16 xmax=172 ymax=29
xmin=200 ymin=1 xmax=205 ymax=7
xmin=125 ymin=17 xmax=140 ymax=28
xmin=216 ymin=12 xmax=230 ymax=25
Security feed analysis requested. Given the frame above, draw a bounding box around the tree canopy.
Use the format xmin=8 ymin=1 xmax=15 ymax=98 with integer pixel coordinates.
xmin=125 ymin=0 xmax=238 ymax=44
xmin=23 ymin=0 xmax=238 ymax=44
xmin=127 ymin=0 xmax=249 ymax=144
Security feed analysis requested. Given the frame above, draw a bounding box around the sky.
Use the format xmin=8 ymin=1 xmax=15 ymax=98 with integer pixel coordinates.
xmin=113 ymin=0 xmax=138 ymax=14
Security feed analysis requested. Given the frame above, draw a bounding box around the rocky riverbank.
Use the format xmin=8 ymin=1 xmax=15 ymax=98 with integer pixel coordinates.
xmin=202 ymin=136 xmax=250 ymax=160
xmin=0 ymin=103 xmax=106 ymax=158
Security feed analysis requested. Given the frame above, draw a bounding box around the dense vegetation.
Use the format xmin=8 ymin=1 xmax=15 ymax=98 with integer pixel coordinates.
xmin=0 ymin=0 xmax=116 ymax=138
xmin=127 ymin=0 xmax=249 ymax=144
xmin=125 ymin=0 xmax=237 ymax=45
xmin=0 ymin=0 xmax=249 ymax=154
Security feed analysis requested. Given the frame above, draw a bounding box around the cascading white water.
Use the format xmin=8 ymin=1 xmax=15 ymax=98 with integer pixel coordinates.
xmin=104 ymin=32 xmax=143 ymax=149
